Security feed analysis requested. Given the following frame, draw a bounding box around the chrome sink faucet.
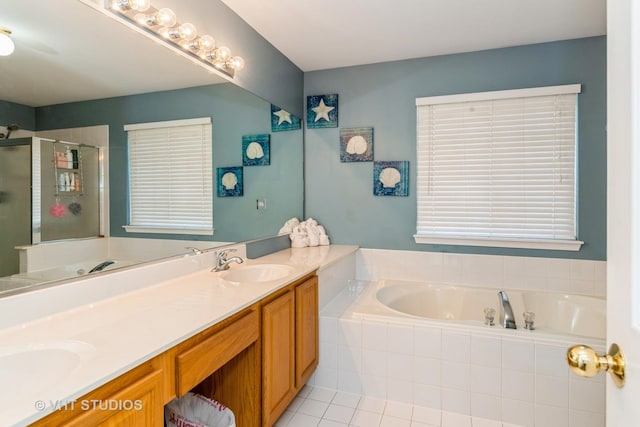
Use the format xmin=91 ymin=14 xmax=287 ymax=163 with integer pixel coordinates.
xmin=498 ymin=291 xmax=517 ymax=329
xmin=212 ymin=248 xmax=244 ymax=272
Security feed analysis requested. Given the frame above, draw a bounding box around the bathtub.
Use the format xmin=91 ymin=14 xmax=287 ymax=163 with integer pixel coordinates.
xmin=374 ymin=280 xmax=606 ymax=340
xmin=315 ymin=278 xmax=607 ymax=426
xmin=0 ymin=260 xmax=137 ymax=295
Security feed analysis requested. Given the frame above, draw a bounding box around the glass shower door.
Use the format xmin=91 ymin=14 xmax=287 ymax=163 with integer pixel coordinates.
xmin=0 ymin=139 xmax=32 ymax=276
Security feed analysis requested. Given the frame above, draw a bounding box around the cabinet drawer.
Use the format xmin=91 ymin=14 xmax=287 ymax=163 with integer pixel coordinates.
xmin=176 ymin=310 xmax=259 ymax=396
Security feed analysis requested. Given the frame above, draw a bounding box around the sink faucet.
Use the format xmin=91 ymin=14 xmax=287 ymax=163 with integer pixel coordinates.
xmin=88 ymin=260 xmax=115 ymax=273
xmin=212 ymin=249 xmax=244 ymax=272
xmin=498 ymin=291 xmax=517 ymax=329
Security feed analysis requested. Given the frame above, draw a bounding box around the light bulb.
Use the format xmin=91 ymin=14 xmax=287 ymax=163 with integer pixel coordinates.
xmin=230 ymin=56 xmax=244 ymax=70
xmin=156 ymin=8 xmax=176 ymax=27
xmin=199 ymin=35 xmax=215 ymax=51
xmin=130 ymin=0 xmax=150 ymax=11
xmin=111 ymin=0 xmax=150 ymax=12
xmin=179 ymin=23 xmax=197 ymax=41
xmin=0 ymin=28 xmax=14 ymax=56
xmin=215 ymin=46 xmax=231 ymax=60
xmin=162 ymin=23 xmax=197 ymax=41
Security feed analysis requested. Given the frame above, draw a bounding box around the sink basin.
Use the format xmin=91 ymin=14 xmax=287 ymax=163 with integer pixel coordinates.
xmin=0 ymin=340 xmax=95 ymax=400
xmin=220 ymin=264 xmax=295 ymax=283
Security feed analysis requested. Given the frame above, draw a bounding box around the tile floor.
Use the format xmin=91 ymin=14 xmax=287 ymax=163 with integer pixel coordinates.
xmin=275 ymin=385 xmax=523 ymax=427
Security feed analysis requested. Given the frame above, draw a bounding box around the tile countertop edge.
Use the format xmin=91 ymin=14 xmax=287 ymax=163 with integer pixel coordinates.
xmin=0 ymin=244 xmax=358 ymax=427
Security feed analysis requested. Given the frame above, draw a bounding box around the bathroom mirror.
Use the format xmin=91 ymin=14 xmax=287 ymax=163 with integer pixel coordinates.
xmin=0 ymin=0 xmax=303 ymax=295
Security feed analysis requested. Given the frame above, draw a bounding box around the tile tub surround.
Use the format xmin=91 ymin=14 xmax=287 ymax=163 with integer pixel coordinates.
xmin=356 ymin=249 xmax=607 ymax=298
xmin=311 ymin=282 xmax=606 ymax=427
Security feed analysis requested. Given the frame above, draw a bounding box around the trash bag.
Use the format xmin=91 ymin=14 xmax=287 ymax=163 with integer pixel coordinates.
xmin=165 ymin=392 xmax=236 ymax=427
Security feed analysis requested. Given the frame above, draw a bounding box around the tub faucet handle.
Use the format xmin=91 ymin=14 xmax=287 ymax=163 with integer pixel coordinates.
xmin=484 ymin=307 xmax=496 ymax=326
xmin=523 ymin=311 xmax=536 ymax=330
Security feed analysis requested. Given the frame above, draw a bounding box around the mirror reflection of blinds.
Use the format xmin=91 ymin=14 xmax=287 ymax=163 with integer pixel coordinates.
xmin=126 ymin=118 xmax=213 ymax=234
xmin=415 ymin=85 xmax=580 ymax=246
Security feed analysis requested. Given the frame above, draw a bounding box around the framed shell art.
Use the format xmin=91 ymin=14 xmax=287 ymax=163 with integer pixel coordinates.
xmin=271 ymin=104 xmax=301 ymax=132
xmin=340 ymin=127 xmax=373 ymax=162
xmin=373 ymin=161 xmax=409 ymax=196
xmin=217 ymin=166 xmax=243 ymax=197
xmin=242 ymin=134 xmax=270 ymax=166
xmin=306 ymin=94 xmax=338 ymax=128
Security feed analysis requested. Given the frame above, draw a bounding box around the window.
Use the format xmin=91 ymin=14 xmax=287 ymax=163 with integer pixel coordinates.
xmin=123 ymin=118 xmax=213 ymax=235
xmin=415 ymin=85 xmax=583 ymax=251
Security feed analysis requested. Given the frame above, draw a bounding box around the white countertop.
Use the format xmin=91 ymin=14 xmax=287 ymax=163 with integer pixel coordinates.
xmin=0 ymin=245 xmax=358 ymax=426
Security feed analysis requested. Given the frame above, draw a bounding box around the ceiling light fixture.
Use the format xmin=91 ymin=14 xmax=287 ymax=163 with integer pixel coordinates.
xmin=0 ymin=28 xmax=15 ymax=56
xmin=108 ymin=1 xmax=244 ymax=78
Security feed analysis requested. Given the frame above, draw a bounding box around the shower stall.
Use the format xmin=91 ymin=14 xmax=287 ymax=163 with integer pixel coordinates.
xmin=0 ymin=137 xmax=102 ymax=277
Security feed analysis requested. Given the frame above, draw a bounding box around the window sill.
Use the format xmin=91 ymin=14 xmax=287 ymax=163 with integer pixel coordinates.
xmin=413 ymin=235 xmax=584 ymax=251
xmin=123 ymin=226 xmax=214 ymax=236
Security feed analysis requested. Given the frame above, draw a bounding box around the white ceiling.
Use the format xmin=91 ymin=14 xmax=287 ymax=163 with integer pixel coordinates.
xmin=221 ymin=0 xmax=606 ymax=71
xmin=0 ymin=0 xmax=606 ymax=108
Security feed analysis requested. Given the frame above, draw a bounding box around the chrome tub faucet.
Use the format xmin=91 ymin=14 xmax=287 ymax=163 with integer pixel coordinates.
xmin=212 ymin=248 xmax=244 ymax=272
xmin=498 ymin=291 xmax=517 ymax=329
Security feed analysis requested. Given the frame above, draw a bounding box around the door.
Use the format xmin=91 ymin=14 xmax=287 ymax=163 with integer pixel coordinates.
xmin=0 ymin=139 xmax=31 ymax=276
xmin=607 ymin=0 xmax=640 ymax=424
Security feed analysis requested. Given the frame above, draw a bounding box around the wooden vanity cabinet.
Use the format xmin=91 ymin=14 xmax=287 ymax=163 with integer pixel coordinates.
xmin=175 ymin=307 xmax=261 ymax=427
xmin=32 ymin=270 xmax=319 ymax=427
xmin=31 ymin=352 xmax=170 ymax=427
xmin=262 ymin=274 xmax=319 ymax=426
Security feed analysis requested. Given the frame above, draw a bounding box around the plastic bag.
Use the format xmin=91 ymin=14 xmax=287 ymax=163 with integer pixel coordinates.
xmin=165 ymin=392 xmax=236 ymax=427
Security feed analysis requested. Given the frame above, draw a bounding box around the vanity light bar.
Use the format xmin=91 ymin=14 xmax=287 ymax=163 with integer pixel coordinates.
xmin=108 ymin=0 xmax=244 ymax=78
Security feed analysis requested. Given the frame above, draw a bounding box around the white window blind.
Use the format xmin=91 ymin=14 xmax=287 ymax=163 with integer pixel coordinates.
xmin=124 ymin=118 xmax=213 ymax=235
xmin=415 ymin=85 xmax=583 ymax=251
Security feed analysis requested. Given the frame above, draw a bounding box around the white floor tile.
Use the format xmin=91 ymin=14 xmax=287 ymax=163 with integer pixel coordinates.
xmin=357 ymin=396 xmax=387 ymax=414
xmin=298 ymin=399 xmax=330 ymax=418
xmin=281 ymin=385 xmax=512 ymax=427
xmin=411 ymin=405 xmax=441 ymax=425
xmin=441 ymin=410 xmax=472 ymax=427
xmin=332 ymin=391 xmax=361 ymax=408
xmin=275 ymin=410 xmax=295 ymax=427
xmin=288 ymin=396 xmax=305 ymax=412
xmin=318 ymin=420 xmax=349 ymax=427
xmin=384 ymin=400 xmax=413 ymax=420
xmin=309 ymin=386 xmax=338 ymax=403
xmin=324 ymin=404 xmax=356 ymax=424
xmin=288 ymin=412 xmax=322 ymax=427
xmin=350 ymin=409 xmax=383 ymax=426
xmin=380 ymin=415 xmax=411 ymax=427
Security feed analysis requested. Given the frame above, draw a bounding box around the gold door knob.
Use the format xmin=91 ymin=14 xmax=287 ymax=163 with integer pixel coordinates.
xmin=567 ymin=343 xmax=625 ymax=388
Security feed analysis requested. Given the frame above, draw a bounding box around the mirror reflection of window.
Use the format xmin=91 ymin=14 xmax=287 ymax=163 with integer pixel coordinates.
xmin=124 ymin=118 xmax=213 ymax=236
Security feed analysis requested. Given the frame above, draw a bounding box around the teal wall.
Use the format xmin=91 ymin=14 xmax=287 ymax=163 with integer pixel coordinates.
xmin=35 ymin=83 xmax=303 ymax=242
xmin=0 ymin=100 xmax=34 ymax=130
xmin=304 ymin=36 xmax=607 ymax=260
xmin=203 ymin=0 xmax=304 ymax=116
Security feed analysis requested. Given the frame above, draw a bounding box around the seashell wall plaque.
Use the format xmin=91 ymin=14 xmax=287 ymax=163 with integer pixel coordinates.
xmin=307 ymin=94 xmax=339 ymax=128
xmin=373 ymin=161 xmax=409 ymax=196
xmin=340 ymin=127 xmax=374 ymax=162
xmin=271 ymin=104 xmax=301 ymax=132
xmin=242 ymin=134 xmax=270 ymax=166
xmin=217 ymin=166 xmax=244 ymax=197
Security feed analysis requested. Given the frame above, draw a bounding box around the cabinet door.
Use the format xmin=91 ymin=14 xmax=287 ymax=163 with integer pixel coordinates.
xmin=63 ymin=369 xmax=164 ymax=427
xmin=295 ymin=276 xmax=319 ymax=388
xmin=262 ymin=290 xmax=295 ymax=427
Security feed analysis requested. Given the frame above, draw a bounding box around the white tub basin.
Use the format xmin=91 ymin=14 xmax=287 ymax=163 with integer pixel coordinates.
xmin=220 ymin=264 xmax=295 ymax=283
